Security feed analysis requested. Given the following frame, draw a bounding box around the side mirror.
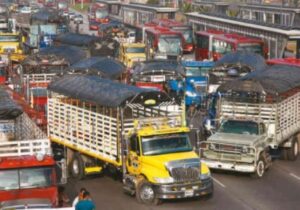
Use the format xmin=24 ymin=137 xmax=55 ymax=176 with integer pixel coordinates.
xmin=136 ymin=150 xmax=140 ymax=156
xmin=123 ymin=150 xmax=128 ymax=156
xmin=205 ymin=119 xmax=211 ymax=131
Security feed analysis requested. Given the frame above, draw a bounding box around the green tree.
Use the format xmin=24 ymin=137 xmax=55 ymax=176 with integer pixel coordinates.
xmin=226 ymin=4 xmax=240 ymax=17
xmin=147 ymin=0 xmax=159 ymax=5
xmin=182 ymin=2 xmax=192 ymax=13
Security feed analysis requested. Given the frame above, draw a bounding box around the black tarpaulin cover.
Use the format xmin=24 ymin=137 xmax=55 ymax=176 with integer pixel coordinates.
xmin=22 ymin=45 xmax=86 ymax=66
xmin=215 ymin=52 xmax=267 ymax=71
xmin=54 ymin=33 xmax=99 ymax=47
xmin=48 ymin=74 xmax=170 ymax=107
xmin=31 ymin=8 xmax=60 ymax=22
xmin=132 ymin=60 xmax=185 ymax=76
xmin=69 ymin=57 xmax=125 ymax=79
xmin=54 ymin=33 xmax=119 ymax=57
xmin=218 ymin=64 xmax=300 ymax=96
xmin=0 ymin=86 xmax=23 ymax=120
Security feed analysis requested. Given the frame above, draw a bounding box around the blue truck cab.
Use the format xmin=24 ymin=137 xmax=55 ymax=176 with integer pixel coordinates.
xmin=181 ymin=60 xmax=214 ymax=108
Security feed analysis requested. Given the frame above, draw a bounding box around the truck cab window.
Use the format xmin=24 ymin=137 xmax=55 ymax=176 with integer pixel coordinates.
xmin=130 ymin=134 xmax=140 ymax=155
xmin=259 ymin=123 xmax=266 ymax=134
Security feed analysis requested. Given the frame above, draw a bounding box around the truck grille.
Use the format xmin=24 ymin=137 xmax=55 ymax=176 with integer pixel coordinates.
xmin=4 ymin=48 xmax=15 ymax=53
xmin=213 ymin=143 xmax=244 ymax=153
xmin=170 ymin=167 xmax=199 ymax=182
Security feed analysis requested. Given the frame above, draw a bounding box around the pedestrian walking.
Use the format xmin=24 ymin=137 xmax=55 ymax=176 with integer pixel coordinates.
xmin=72 ymin=187 xmax=87 ymax=207
xmin=75 ymin=191 xmax=95 ymax=210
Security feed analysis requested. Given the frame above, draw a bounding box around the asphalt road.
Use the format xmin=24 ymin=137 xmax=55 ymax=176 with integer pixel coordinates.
xmin=69 ymin=9 xmax=97 ymax=36
xmin=64 ymin=157 xmax=300 ymax=210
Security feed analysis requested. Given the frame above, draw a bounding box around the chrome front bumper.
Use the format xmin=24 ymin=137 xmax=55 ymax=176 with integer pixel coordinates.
xmin=154 ymin=178 xmax=213 ymax=199
xmin=203 ymin=159 xmax=256 ymax=173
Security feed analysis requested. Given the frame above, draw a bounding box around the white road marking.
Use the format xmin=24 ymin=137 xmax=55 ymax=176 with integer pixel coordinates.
xmin=290 ymin=173 xmax=300 ymax=181
xmin=212 ymin=177 xmax=226 ymax=188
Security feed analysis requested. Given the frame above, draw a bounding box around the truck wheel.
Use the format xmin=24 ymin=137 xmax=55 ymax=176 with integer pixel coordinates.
xmin=136 ymin=179 xmax=161 ymax=205
xmin=287 ymin=137 xmax=299 ymax=161
xmin=70 ymin=153 xmax=85 ymax=180
xmin=251 ymin=156 xmax=265 ymax=178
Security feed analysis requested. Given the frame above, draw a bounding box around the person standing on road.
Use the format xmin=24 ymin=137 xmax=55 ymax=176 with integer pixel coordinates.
xmin=75 ymin=191 xmax=95 ymax=210
xmin=72 ymin=187 xmax=87 ymax=207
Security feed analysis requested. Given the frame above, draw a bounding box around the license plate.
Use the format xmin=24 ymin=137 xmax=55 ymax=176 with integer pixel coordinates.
xmin=184 ymin=189 xmax=194 ymax=197
xmin=151 ymin=75 xmax=165 ymax=82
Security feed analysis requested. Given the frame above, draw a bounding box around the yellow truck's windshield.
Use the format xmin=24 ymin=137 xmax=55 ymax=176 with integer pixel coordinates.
xmin=0 ymin=35 xmax=19 ymax=42
xmin=126 ymin=47 xmax=145 ymax=53
xmin=142 ymin=134 xmax=192 ymax=156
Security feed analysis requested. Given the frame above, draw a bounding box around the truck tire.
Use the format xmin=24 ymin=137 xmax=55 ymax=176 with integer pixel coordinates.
xmin=136 ymin=179 xmax=161 ymax=205
xmin=70 ymin=153 xmax=85 ymax=180
xmin=287 ymin=137 xmax=299 ymax=161
xmin=251 ymin=155 xmax=265 ymax=178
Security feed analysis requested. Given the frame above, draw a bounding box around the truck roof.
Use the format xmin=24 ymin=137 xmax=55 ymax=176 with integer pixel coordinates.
xmin=122 ymin=42 xmax=145 ymax=48
xmin=145 ymin=26 xmax=183 ymax=36
xmin=196 ymin=30 xmax=264 ymax=44
xmin=0 ymin=155 xmax=55 ymax=169
xmin=182 ymin=60 xmax=215 ymax=68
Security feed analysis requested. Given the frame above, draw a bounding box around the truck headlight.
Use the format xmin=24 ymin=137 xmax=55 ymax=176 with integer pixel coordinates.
xmin=200 ymin=171 xmax=211 ymax=180
xmin=153 ymin=177 xmax=174 ymax=184
xmin=242 ymin=146 xmax=248 ymax=153
xmin=185 ymin=91 xmax=197 ymax=97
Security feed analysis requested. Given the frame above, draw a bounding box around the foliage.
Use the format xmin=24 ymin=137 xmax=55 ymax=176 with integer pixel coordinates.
xmin=72 ymin=3 xmax=89 ymax=13
xmin=146 ymin=0 xmax=159 ymax=5
xmin=182 ymin=2 xmax=192 ymax=13
xmin=226 ymin=4 xmax=240 ymax=17
xmin=197 ymin=5 xmax=214 ymax=13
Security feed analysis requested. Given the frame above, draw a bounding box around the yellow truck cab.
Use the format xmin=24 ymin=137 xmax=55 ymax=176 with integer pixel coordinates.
xmin=0 ymin=32 xmax=26 ymax=63
xmin=47 ymin=75 xmax=213 ymax=205
xmin=125 ymin=118 xmax=212 ymax=204
xmin=119 ymin=42 xmax=146 ymax=68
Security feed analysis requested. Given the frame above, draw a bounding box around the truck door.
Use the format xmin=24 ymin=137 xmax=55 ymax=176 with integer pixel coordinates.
xmin=119 ymin=45 xmax=124 ymax=62
xmin=127 ymin=134 xmax=142 ymax=175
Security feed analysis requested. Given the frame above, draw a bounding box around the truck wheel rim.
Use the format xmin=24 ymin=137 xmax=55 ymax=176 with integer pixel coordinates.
xmin=73 ymin=159 xmax=79 ymax=175
xmin=257 ymin=161 xmax=264 ymax=177
xmin=140 ymin=185 xmax=155 ymax=202
xmin=294 ymin=141 xmax=299 ymax=156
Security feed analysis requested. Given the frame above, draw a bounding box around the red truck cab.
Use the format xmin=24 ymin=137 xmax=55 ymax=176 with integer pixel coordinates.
xmin=146 ymin=19 xmax=194 ymax=53
xmin=267 ymin=57 xmax=300 ymax=67
xmin=195 ymin=30 xmax=267 ymax=61
xmin=0 ymin=155 xmax=58 ymax=208
xmin=145 ymin=26 xmax=184 ymax=60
